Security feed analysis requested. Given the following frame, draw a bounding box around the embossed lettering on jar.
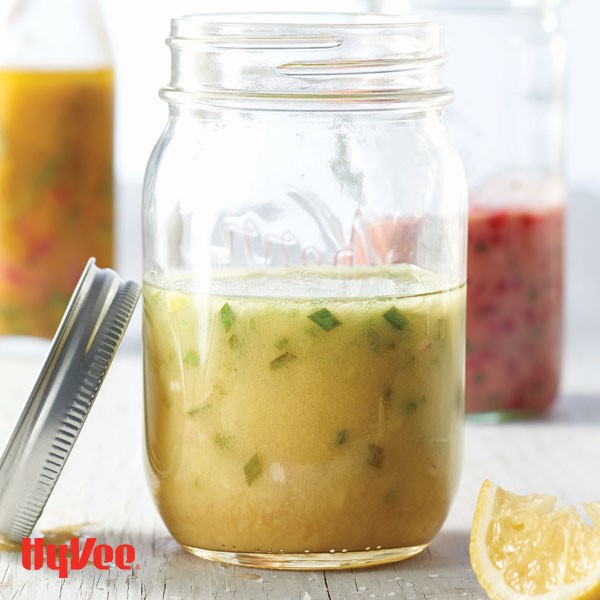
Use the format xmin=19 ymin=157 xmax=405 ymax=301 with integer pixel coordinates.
xmin=142 ymin=13 xmax=467 ymax=570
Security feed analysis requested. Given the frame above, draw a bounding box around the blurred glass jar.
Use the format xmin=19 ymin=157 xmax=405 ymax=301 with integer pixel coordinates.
xmin=407 ymin=0 xmax=567 ymax=418
xmin=0 ymin=0 xmax=114 ymax=338
xmin=143 ymin=13 xmax=467 ymax=569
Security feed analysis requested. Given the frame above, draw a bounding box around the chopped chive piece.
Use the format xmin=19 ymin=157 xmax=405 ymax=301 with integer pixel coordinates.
xmin=336 ymin=430 xmax=348 ymax=446
xmin=383 ymin=388 xmax=392 ymax=402
xmin=367 ymin=444 xmax=384 ymax=469
xmin=228 ymin=334 xmax=240 ymax=350
xmin=270 ymin=352 xmax=297 ymax=370
xmin=474 ymin=371 xmax=486 ymax=385
xmin=383 ymin=307 xmax=408 ymax=331
xmin=403 ymin=395 xmax=426 ymax=414
xmin=308 ymin=308 xmax=341 ymax=332
xmin=404 ymin=401 xmax=418 ymax=414
xmin=219 ymin=303 xmax=235 ymax=332
xmin=214 ymin=432 xmax=233 ymax=450
xmin=274 ymin=336 xmax=288 ymax=350
xmin=183 ymin=350 xmax=200 ymax=367
xmin=244 ymin=454 xmax=262 ymax=486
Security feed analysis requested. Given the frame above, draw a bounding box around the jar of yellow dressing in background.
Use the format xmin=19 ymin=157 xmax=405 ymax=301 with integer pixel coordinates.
xmin=143 ymin=13 xmax=467 ymax=570
xmin=0 ymin=0 xmax=114 ymax=338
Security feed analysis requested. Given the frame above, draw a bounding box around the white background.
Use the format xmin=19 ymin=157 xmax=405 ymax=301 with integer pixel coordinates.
xmin=99 ymin=0 xmax=599 ymax=192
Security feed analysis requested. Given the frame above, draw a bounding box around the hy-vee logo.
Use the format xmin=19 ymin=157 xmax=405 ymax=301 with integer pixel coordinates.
xmin=22 ymin=537 xmax=136 ymax=578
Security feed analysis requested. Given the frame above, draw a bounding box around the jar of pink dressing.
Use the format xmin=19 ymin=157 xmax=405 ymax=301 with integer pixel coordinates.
xmin=408 ymin=0 xmax=566 ymax=418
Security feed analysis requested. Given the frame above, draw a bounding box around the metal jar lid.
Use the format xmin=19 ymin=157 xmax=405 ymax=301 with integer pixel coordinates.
xmin=0 ymin=259 xmax=140 ymax=542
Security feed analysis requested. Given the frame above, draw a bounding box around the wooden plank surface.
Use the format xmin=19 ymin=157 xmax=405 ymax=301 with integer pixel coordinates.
xmin=1 ymin=350 xmax=599 ymax=600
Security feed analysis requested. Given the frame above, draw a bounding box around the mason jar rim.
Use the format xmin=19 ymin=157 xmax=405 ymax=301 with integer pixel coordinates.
xmin=171 ymin=12 xmax=441 ymax=35
xmin=163 ymin=12 xmax=453 ymax=112
xmin=167 ymin=13 xmax=445 ymax=52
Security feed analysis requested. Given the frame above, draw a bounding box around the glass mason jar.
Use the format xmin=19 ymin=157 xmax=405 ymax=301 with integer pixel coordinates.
xmin=143 ymin=13 xmax=467 ymax=570
xmin=406 ymin=0 xmax=566 ymax=418
xmin=0 ymin=0 xmax=114 ymax=338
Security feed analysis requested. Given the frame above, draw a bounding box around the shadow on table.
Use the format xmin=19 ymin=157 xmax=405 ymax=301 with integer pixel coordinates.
xmin=119 ymin=528 xmax=476 ymax=572
xmin=544 ymin=393 xmax=600 ymax=425
xmin=466 ymin=393 xmax=600 ymax=426
xmin=396 ymin=529 xmax=476 ymax=573
xmin=103 ymin=528 xmax=473 ymax=571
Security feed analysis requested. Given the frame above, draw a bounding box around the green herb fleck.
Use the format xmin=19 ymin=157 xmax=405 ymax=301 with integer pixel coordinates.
xmin=304 ymin=325 xmax=319 ymax=338
xmin=403 ymin=354 xmax=416 ymax=367
xmin=475 ymin=241 xmax=490 ymax=253
xmin=383 ymin=307 xmax=408 ymax=331
xmin=35 ymin=153 xmax=66 ymax=187
xmin=308 ymin=308 xmax=341 ymax=332
xmin=274 ymin=337 xmax=288 ymax=350
xmin=183 ymin=350 xmax=200 ymax=367
xmin=228 ymin=334 xmax=240 ymax=350
xmin=270 ymin=352 xmax=297 ymax=370
xmin=528 ymin=288 xmax=539 ymax=302
xmin=403 ymin=394 xmax=426 ymax=415
xmin=367 ymin=444 xmax=384 ymax=469
xmin=244 ymin=454 xmax=262 ymax=486
xmin=383 ymin=388 xmax=393 ymax=402
xmin=187 ymin=403 xmax=212 ymax=417
xmin=364 ymin=321 xmax=396 ymax=353
xmin=474 ymin=372 xmax=486 ymax=385
xmin=404 ymin=401 xmax=418 ymax=414
xmin=219 ymin=303 xmax=235 ymax=332
xmin=336 ymin=430 xmax=348 ymax=446
xmin=214 ymin=432 xmax=233 ymax=450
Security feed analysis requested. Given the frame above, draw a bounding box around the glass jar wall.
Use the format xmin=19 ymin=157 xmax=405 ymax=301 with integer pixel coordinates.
xmin=407 ymin=0 xmax=566 ymax=418
xmin=0 ymin=0 xmax=114 ymax=338
xmin=142 ymin=13 xmax=467 ymax=569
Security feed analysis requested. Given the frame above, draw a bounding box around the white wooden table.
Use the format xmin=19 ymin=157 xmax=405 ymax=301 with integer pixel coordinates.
xmin=1 ymin=344 xmax=599 ymax=600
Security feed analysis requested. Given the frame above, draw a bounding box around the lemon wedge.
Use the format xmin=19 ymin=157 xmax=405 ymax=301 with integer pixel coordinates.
xmin=470 ymin=480 xmax=600 ymax=600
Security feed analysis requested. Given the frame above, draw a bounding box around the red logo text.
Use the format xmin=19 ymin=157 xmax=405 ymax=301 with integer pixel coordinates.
xmin=22 ymin=537 xmax=136 ymax=578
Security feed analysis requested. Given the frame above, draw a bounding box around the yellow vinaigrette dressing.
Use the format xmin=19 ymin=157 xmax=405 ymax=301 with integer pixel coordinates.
xmin=0 ymin=69 xmax=113 ymax=337
xmin=143 ymin=268 xmax=465 ymax=556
